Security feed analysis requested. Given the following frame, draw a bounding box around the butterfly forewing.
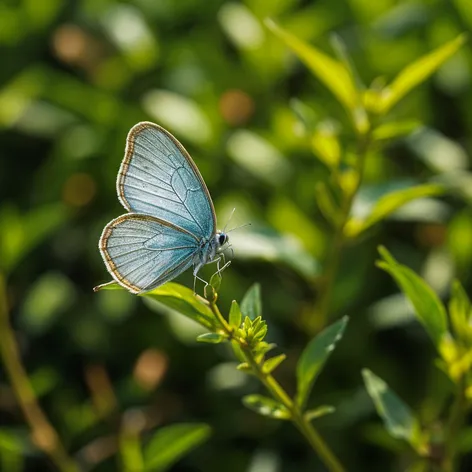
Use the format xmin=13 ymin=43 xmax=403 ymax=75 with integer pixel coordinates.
xmin=99 ymin=214 xmax=198 ymax=293
xmin=117 ymin=122 xmax=216 ymax=240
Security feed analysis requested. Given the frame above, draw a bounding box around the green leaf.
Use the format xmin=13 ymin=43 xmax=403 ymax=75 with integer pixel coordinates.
xmin=362 ymin=369 xmax=420 ymax=446
xmin=304 ymin=405 xmax=335 ymax=422
xmin=236 ymin=362 xmax=252 ymax=373
xmin=262 ymin=354 xmax=286 ymax=374
xmin=265 ymin=19 xmax=360 ymax=118
xmin=379 ymin=34 xmax=467 ymax=113
xmin=229 ymin=300 xmax=242 ymax=328
xmin=311 ymin=123 xmax=341 ymax=169
xmin=209 ymin=271 xmax=222 ymax=293
xmin=314 ymin=182 xmax=341 ymax=227
xmin=142 ymin=283 xmax=218 ymax=330
xmin=372 ymin=120 xmax=421 ymax=141
xmin=196 ymin=333 xmax=227 ymax=344
xmin=240 ymin=283 xmax=262 ymax=320
xmin=143 ymin=423 xmax=211 ymax=471
xmin=449 ymin=280 xmax=472 ymax=342
xmin=0 ymin=204 xmax=67 ymax=274
xmin=377 ymin=246 xmax=448 ymax=352
xmin=242 ymin=394 xmax=291 ymax=420
xmin=296 ymin=316 xmax=348 ymax=408
xmin=345 ymin=184 xmax=444 ymax=238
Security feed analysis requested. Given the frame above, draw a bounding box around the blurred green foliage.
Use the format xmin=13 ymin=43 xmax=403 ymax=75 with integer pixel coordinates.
xmin=2 ymin=0 xmax=472 ymax=471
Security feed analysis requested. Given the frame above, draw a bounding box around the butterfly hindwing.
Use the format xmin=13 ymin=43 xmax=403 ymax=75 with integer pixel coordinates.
xmin=99 ymin=213 xmax=199 ymax=293
xmin=117 ymin=122 xmax=216 ymax=240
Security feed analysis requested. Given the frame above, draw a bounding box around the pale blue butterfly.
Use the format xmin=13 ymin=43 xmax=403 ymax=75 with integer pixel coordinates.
xmin=99 ymin=121 xmax=230 ymax=293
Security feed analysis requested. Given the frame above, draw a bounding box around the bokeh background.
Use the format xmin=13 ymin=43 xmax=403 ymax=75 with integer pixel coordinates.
xmin=1 ymin=0 xmax=472 ymax=471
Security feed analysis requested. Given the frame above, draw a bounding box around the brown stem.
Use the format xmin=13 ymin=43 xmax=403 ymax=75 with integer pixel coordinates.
xmin=0 ymin=274 xmax=79 ymax=472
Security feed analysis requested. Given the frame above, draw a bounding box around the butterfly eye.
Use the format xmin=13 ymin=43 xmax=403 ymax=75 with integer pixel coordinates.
xmin=219 ymin=233 xmax=227 ymax=245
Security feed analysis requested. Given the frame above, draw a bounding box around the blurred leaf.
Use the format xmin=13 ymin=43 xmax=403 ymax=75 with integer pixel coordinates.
xmin=449 ymin=279 xmax=472 ymax=344
xmin=377 ymin=247 xmax=449 ymax=352
xmin=362 ymin=369 xmax=421 ymax=447
xmin=0 ymin=428 xmax=34 ymax=455
xmin=143 ymin=423 xmax=211 ymax=472
xmin=379 ymin=34 xmax=467 ymax=113
xmin=262 ymin=354 xmax=286 ymax=374
xmin=226 ymin=130 xmax=290 ymax=185
xmin=265 ymin=20 xmax=359 ymax=117
xmin=20 ymin=272 xmax=76 ymax=335
xmin=229 ymin=300 xmax=242 ymax=328
xmin=140 ymin=283 xmax=217 ymax=330
xmin=242 ymin=394 xmax=291 ymax=420
xmin=230 ymin=228 xmax=320 ymax=280
xmin=0 ymin=204 xmax=67 ymax=274
xmin=196 ymin=333 xmax=227 ymax=344
xmin=345 ymin=184 xmax=444 ymax=238
xmin=315 ymin=182 xmax=342 ymax=227
xmin=304 ymin=405 xmax=335 ymax=421
xmin=372 ymin=120 xmax=421 ymax=141
xmin=241 ymin=283 xmax=262 ymax=321
xmin=311 ymin=123 xmax=341 ymax=168
xmin=289 ymin=98 xmax=318 ymax=133
xmin=29 ymin=367 xmax=59 ymax=398
xmin=296 ymin=316 xmax=348 ymax=408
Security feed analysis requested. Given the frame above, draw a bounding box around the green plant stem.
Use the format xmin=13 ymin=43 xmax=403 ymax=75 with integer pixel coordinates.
xmin=0 ymin=274 xmax=79 ymax=472
xmin=443 ymin=380 xmax=468 ymax=472
xmin=309 ymin=129 xmax=372 ymax=333
xmin=208 ymin=301 xmax=345 ymax=472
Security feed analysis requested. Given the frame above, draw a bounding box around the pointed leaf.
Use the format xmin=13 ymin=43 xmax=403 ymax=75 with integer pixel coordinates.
xmin=449 ymin=279 xmax=472 ymax=343
xmin=209 ymin=271 xmax=222 ymax=293
xmin=241 ymin=283 xmax=262 ymax=320
xmin=377 ymin=246 xmax=448 ymax=352
xmin=143 ymin=423 xmax=211 ymax=471
xmin=379 ymin=34 xmax=466 ymax=113
xmin=262 ymin=354 xmax=287 ymax=374
xmin=372 ymin=120 xmax=421 ymax=141
xmin=236 ymin=362 xmax=252 ymax=373
xmin=362 ymin=369 xmax=420 ymax=446
xmin=304 ymin=405 xmax=335 ymax=421
xmin=229 ymin=300 xmax=242 ymax=328
xmin=311 ymin=124 xmax=341 ymax=169
xmin=345 ymin=184 xmax=444 ymax=238
xmin=196 ymin=333 xmax=227 ymax=344
xmin=142 ymin=283 xmax=217 ymax=330
xmin=265 ymin=19 xmax=359 ymax=115
xmin=242 ymin=394 xmax=291 ymax=420
xmin=296 ymin=316 xmax=348 ymax=408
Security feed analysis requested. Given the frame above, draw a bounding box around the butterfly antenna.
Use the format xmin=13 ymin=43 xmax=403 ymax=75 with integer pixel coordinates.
xmin=227 ymin=222 xmax=251 ymax=233
xmin=223 ymin=207 xmax=237 ymax=232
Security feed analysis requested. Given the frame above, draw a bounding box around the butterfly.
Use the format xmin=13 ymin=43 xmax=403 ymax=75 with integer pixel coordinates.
xmin=98 ymin=121 xmax=230 ymax=294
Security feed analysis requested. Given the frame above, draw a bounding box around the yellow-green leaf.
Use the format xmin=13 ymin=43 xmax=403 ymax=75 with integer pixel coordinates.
xmin=242 ymin=394 xmax=291 ymax=420
xmin=143 ymin=423 xmax=211 ymax=471
xmin=296 ymin=316 xmax=348 ymax=408
xmin=362 ymin=369 xmax=421 ymax=447
xmin=379 ymin=34 xmax=467 ymax=113
xmin=372 ymin=120 xmax=421 ymax=141
xmin=311 ymin=124 xmax=341 ymax=168
xmin=265 ymin=19 xmax=359 ymax=115
xmin=377 ymin=246 xmax=448 ymax=352
xmin=345 ymin=184 xmax=444 ymax=238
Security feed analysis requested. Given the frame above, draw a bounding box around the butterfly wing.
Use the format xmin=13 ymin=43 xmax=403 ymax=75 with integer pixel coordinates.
xmin=99 ymin=213 xmax=200 ymax=293
xmin=117 ymin=121 xmax=216 ymax=240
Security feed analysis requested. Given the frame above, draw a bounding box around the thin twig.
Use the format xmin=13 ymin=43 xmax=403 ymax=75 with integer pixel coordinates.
xmin=0 ymin=274 xmax=79 ymax=472
xmin=209 ymin=301 xmax=345 ymax=472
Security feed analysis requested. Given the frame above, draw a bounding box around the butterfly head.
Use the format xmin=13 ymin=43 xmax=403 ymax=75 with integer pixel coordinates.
xmin=216 ymin=231 xmax=229 ymax=250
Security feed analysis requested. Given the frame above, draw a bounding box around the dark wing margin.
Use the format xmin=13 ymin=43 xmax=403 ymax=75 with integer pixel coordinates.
xmin=99 ymin=213 xmax=199 ymax=293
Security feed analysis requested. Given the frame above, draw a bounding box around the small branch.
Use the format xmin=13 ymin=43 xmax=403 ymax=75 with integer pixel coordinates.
xmin=308 ymin=129 xmax=372 ymax=333
xmin=0 ymin=274 xmax=79 ymax=472
xmin=442 ymin=379 xmax=468 ymax=472
xmin=208 ymin=301 xmax=345 ymax=472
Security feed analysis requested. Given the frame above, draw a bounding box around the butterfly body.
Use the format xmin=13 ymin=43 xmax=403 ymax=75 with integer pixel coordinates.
xmin=99 ymin=122 xmax=228 ymax=294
